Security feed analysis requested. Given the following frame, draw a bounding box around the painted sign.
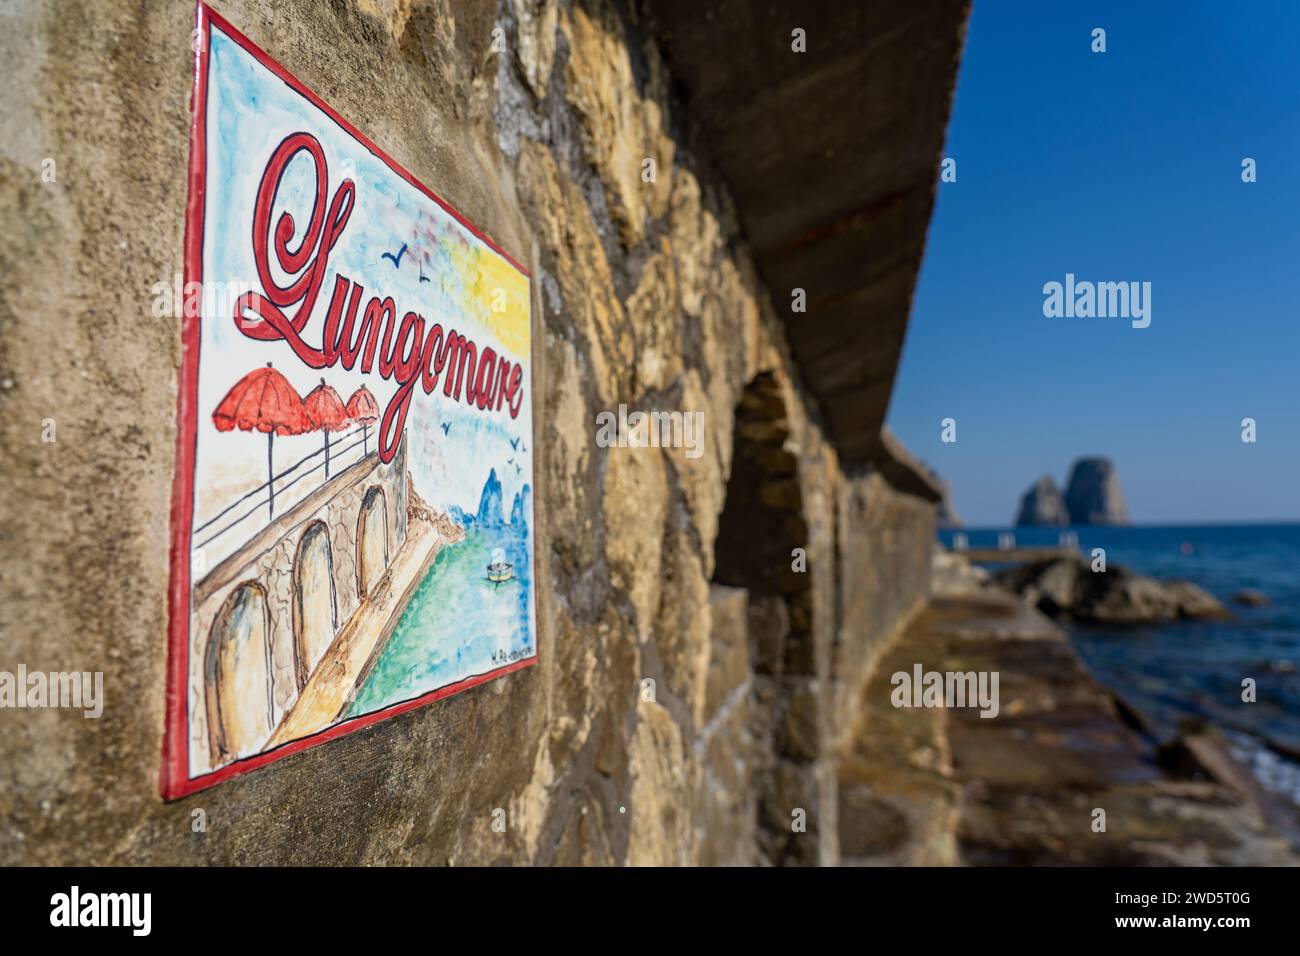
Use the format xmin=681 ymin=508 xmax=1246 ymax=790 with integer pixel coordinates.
xmin=162 ymin=4 xmax=536 ymax=798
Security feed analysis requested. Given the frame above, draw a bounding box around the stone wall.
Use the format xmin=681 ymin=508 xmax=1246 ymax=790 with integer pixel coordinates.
xmin=832 ymin=471 xmax=937 ymax=750
xmin=0 ymin=0 xmax=936 ymax=865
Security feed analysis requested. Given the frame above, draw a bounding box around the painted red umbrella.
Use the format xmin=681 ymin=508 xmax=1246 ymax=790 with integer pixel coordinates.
xmin=345 ymin=385 xmax=380 ymax=456
xmin=212 ymin=362 xmax=314 ymax=519
xmin=304 ymin=378 xmax=351 ymax=478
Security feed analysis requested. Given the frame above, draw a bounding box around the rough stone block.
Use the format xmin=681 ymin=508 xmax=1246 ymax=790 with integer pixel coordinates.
xmin=778 ymin=678 xmax=821 ymax=763
xmin=704 ymin=585 xmax=750 ymax=723
xmin=693 ymin=688 xmax=756 ymax=866
xmin=747 ymin=595 xmax=789 ymax=675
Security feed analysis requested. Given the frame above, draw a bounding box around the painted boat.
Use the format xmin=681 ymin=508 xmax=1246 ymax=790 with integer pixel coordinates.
xmin=486 ymin=547 xmax=514 ymax=585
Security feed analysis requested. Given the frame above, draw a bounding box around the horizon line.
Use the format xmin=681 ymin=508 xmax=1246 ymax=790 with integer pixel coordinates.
xmin=942 ymin=519 xmax=1300 ymax=532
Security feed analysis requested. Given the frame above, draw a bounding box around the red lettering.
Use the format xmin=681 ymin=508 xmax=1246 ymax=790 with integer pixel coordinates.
xmin=233 ymin=130 xmax=526 ymax=464
xmin=473 ymin=347 xmax=498 ymax=410
xmin=505 ymin=365 xmax=524 ymax=419
xmin=492 ymin=359 xmax=512 ymax=412
xmin=439 ymin=331 xmax=473 ymax=402
xmin=238 ymin=131 xmax=353 ymax=360
xmin=392 ymin=312 xmax=425 ymax=384
xmin=420 ymin=323 xmax=445 ymax=393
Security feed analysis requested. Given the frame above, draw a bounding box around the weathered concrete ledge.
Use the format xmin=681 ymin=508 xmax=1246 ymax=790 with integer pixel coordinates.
xmin=644 ymin=0 xmax=971 ymax=464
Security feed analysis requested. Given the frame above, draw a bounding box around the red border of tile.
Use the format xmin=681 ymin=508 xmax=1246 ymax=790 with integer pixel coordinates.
xmin=161 ymin=2 xmax=536 ymax=800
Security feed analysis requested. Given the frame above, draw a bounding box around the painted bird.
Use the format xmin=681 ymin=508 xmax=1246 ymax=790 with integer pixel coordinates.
xmin=381 ymin=242 xmax=408 ymax=269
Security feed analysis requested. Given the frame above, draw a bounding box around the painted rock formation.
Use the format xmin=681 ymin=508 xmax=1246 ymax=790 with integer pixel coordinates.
xmin=1064 ymin=456 xmax=1129 ymax=525
xmin=1014 ymin=474 xmax=1069 ymax=527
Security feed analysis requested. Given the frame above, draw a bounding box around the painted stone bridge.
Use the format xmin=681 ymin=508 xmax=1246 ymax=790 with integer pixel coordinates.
xmin=187 ymin=437 xmax=428 ymax=775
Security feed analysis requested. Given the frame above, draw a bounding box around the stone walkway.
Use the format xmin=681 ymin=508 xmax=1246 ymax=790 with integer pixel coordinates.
xmin=838 ymin=591 xmax=1299 ymax=866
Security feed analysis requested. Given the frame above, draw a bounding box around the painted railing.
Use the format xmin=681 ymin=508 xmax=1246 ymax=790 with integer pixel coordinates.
xmin=193 ymin=425 xmax=374 ymax=550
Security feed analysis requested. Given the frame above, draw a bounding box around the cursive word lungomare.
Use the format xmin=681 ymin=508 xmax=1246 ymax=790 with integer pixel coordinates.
xmin=232 ymin=132 xmax=525 ymax=464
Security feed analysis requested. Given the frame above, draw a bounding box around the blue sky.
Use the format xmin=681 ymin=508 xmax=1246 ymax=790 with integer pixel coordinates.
xmin=886 ymin=1 xmax=1300 ymax=526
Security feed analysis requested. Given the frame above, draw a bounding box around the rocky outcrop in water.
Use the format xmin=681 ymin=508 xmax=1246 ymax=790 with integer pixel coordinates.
xmin=510 ymin=484 xmax=532 ymax=527
xmin=1064 ymin=456 xmax=1129 ymax=525
xmin=1233 ymin=589 xmax=1270 ymax=607
xmin=475 ymin=468 xmax=506 ymax=528
xmin=995 ymin=556 xmax=1228 ymax=624
xmin=1014 ymin=475 xmax=1069 ymax=527
xmin=931 ymin=546 xmax=989 ymax=596
xmin=405 ymin=474 xmax=465 ymax=543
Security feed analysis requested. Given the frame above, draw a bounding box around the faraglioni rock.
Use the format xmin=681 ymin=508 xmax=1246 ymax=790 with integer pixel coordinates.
xmin=1014 ymin=474 xmax=1069 ymax=527
xmin=1064 ymin=456 xmax=1129 ymax=525
xmin=475 ymin=468 xmax=506 ymax=528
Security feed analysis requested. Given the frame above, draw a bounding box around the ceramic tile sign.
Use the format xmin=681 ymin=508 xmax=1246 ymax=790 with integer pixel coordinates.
xmin=162 ymin=4 xmax=536 ymax=798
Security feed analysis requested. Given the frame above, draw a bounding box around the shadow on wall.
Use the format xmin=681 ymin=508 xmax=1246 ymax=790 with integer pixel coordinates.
xmin=711 ymin=371 xmax=821 ymax=865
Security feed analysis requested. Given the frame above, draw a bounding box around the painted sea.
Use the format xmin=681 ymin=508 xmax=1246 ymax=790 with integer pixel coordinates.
xmin=346 ymin=474 xmax=534 ymax=718
xmin=939 ymin=524 xmax=1300 ymax=807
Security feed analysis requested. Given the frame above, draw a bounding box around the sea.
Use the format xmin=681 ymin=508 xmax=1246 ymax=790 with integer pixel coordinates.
xmin=346 ymin=520 xmax=533 ymax=719
xmin=938 ymin=523 xmax=1300 ymax=807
